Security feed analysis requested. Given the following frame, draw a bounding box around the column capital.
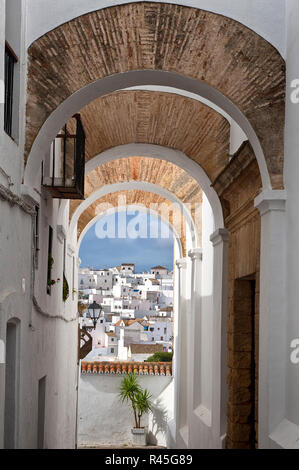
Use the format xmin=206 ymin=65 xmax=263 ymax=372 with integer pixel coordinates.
xmin=56 ymin=224 xmax=66 ymax=244
xmin=254 ymin=189 xmax=286 ymax=216
xmin=188 ymin=248 xmax=203 ymax=261
xmin=175 ymin=258 xmax=187 ymax=270
xmin=210 ymin=228 xmax=229 ymax=247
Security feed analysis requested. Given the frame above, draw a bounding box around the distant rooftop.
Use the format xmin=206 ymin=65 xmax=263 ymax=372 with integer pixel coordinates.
xmin=113 ymin=318 xmax=145 ymax=327
xmin=129 ymin=343 xmax=164 ymax=354
xmin=159 ymin=306 xmax=173 ymax=312
xmin=151 ymin=265 xmax=168 ymax=270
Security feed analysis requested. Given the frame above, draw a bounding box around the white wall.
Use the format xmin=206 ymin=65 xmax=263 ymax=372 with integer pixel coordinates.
xmin=273 ymin=0 xmax=299 ymax=449
xmin=78 ymin=374 xmax=173 ymax=446
xmin=229 ymin=120 xmax=248 ymax=155
xmin=199 ymin=194 xmax=214 ymax=412
xmin=0 ymin=0 xmax=79 ymax=448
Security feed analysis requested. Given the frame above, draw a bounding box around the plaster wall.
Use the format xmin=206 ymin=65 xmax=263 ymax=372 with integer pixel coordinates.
xmin=280 ymin=0 xmax=299 ymax=448
xmin=0 ymin=0 xmax=26 ymax=189
xmin=77 ymin=374 xmax=173 ymax=446
xmin=0 ymin=197 xmax=79 ymax=448
xmin=0 ymin=2 xmax=79 ymax=449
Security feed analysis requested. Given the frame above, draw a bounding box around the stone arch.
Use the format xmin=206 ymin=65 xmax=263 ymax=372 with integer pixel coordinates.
xmin=70 ymin=154 xmax=204 ymax=237
xmin=25 ymin=2 xmax=285 ymax=189
xmin=84 ymin=144 xmax=223 ymax=230
xmin=69 ymin=183 xmax=200 ymax=255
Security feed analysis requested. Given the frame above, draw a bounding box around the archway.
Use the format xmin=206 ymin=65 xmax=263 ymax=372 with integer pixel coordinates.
xmin=76 ymin=203 xmax=184 ymax=447
xmin=24 ymin=3 xmax=285 ymax=190
xmin=22 ymin=1 xmax=286 ymax=450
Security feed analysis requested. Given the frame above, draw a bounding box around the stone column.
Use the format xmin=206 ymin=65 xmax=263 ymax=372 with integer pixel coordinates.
xmin=280 ymin=2 xmax=299 ymax=448
xmin=174 ymin=258 xmax=188 ymax=447
xmin=210 ymin=228 xmax=229 ymax=448
xmin=254 ymin=189 xmax=286 ymax=448
xmin=187 ymin=248 xmax=203 ymax=415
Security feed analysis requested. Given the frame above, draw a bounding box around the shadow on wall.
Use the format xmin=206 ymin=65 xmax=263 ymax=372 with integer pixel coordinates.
xmin=78 ymin=375 xmax=173 ymax=447
xmin=147 ymin=398 xmax=169 ymax=445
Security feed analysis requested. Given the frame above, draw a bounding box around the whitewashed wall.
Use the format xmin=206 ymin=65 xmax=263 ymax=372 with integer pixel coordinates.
xmin=0 ymin=1 xmax=79 ymax=449
xmin=78 ymin=374 xmax=173 ymax=447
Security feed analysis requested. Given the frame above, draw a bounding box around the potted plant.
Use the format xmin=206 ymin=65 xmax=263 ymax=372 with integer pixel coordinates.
xmin=119 ymin=374 xmax=153 ymax=446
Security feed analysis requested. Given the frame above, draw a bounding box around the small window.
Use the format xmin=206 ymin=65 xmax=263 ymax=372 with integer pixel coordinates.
xmin=111 ymin=348 xmax=114 ymax=353
xmin=111 ymin=338 xmax=114 ymax=342
xmin=160 ymin=336 xmax=163 ymax=341
xmin=4 ymin=43 xmax=18 ymax=137
xmin=164 ymin=328 xmax=167 ymax=334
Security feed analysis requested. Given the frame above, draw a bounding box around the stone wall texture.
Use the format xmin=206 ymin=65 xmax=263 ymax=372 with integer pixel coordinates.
xmin=217 ymin=142 xmax=261 ymax=449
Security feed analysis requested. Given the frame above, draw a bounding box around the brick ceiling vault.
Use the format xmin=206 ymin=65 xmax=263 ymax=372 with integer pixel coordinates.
xmin=71 ymin=90 xmax=229 ymax=183
xmin=70 ymin=155 xmax=203 ymax=244
xmin=77 ymin=190 xmax=193 ymax=257
xmin=26 ymin=2 xmax=285 ymax=188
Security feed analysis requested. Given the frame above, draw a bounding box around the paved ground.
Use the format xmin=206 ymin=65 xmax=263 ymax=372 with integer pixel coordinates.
xmin=78 ymin=444 xmax=165 ymax=449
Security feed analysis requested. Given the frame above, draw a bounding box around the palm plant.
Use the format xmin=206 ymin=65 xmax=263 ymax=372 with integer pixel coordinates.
xmin=119 ymin=374 xmax=153 ymax=428
xmin=134 ymin=388 xmax=153 ymax=429
xmin=119 ymin=374 xmax=141 ymax=428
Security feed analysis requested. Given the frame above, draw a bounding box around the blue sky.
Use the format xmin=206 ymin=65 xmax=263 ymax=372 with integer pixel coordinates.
xmin=79 ymin=211 xmax=174 ymax=272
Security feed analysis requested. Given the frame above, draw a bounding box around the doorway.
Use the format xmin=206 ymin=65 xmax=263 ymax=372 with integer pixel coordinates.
xmin=227 ymin=276 xmax=258 ymax=449
xmin=4 ymin=319 xmax=20 ymax=449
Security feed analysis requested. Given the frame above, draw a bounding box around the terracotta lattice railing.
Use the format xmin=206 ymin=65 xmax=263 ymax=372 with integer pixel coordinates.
xmin=81 ymin=361 xmax=172 ymax=376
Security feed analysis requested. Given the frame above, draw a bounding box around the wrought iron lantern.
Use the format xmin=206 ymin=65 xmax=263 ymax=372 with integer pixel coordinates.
xmin=87 ymin=301 xmax=101 ymax=329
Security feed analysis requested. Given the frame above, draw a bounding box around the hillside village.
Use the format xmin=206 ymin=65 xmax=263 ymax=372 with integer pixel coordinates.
xmin=78 ymin=263 xmax=174 ymax=362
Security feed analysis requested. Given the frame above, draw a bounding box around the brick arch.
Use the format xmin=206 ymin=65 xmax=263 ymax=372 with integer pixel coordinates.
xmin=26 ymin=2 xmax=285 ymax=188
xmin=68 ymin=90 xmax=229 ymax=186
xmin=70 ymin=156 xmax=203 ymax=234
xmin=77 ymin=189 xmax=190 ymax=256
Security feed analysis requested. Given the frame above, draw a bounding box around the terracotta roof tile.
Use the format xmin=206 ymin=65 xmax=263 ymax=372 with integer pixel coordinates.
xmin=81 ymin=361 xmax=172 ymax=376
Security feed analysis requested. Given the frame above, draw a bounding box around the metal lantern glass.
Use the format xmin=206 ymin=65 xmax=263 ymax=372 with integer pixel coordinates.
xmin=88 ymin=301 xmax=101 ymax=328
